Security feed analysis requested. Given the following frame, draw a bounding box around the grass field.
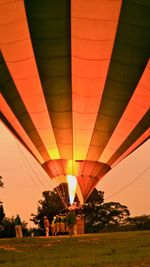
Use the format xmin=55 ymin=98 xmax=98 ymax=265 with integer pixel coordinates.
xmin=0 ymin=231 xmax=150 ymax=267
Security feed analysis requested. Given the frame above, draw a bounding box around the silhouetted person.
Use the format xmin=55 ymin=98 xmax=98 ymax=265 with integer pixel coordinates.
xmin=51 ymin=216 xmax=56 ymax=236
xmin=14 ymin=214 xmax=23 ymax=238
xmin=43 ymin=216 xmax=50 ymax=237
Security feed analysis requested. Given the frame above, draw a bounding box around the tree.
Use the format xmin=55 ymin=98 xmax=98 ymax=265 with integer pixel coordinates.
xmin=31 ymin=183 xmax=71 ymax=230
xmin=0 ymin=176 xmax=5 ymax=226
xmin=32 ymin=185 xmax=130 ymax=234
xmin=0 ymin=216 xmax=16 ymax=238
xmin=99 ymin=202 xmax=130 ymax=230
xmin=31 ymin=188 xmax=66 ymax=230
xmin=86 ymin=189 xmax=104 ymax=204
xmin=0 ymin=176 xmax=4 ymax=188
xmin=0 ymin=204 xmax=5 ymax=226
xmin=127 ymin=215 xmax=150 ymax=231
xmin=0 ymin=216 xmax=28 ymax=238
xmin=82 ymin=190 xmax=130 ymax=233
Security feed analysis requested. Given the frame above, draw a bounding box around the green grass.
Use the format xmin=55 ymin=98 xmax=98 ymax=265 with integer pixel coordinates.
xmin=0 ymin=231 xmax=150 ymax=267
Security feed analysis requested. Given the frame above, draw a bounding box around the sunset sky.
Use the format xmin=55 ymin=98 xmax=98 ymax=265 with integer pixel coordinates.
xmin=0 ymin=121 xmax=149 ymax=227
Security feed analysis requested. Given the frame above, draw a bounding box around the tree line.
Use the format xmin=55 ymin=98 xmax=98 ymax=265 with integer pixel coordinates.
xmin=0 ymin=178 xmax=150 ymax=238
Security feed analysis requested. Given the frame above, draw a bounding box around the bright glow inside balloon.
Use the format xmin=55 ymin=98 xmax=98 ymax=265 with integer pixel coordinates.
xmin=67 ymin=175 xmax=77 ymax=205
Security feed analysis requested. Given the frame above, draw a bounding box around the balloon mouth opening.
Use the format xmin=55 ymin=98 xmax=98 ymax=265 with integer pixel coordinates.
xmin=67 ymin=175 xmax=77 ymax=205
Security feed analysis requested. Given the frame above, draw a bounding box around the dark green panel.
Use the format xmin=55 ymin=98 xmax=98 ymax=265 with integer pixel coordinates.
xmin=90 ymin=130 xmax=112 ymax=146
xmin=41 ymin=76 xmax=70 ymax=95
xmin=88 ymin=0 xmax=150 ymax=159
xmin=25 ymin=0 xmax=72 ymax=159
xmin=37 ymin=57 xmax=70 ymax=77
xmin=34 ymin=37 xmax=70 ymax=58
xmin=93 ymin=114 xmax=120 ymax=132
xmin=49 ymin=112 xmax=72 ymax=129
xmin=46 ymin=93 xmax=71 ymax=112
xmin=25 ymin=0 xmax=69 ymax=19
xmin=0 ymin=53 xmax=49 ymax=159
xmin=108 ymin=110 xmax=150 ymax=165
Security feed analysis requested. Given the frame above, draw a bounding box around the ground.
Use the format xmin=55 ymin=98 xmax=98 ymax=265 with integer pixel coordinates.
xmin=0 ymin=231 xmax=150 ymax=267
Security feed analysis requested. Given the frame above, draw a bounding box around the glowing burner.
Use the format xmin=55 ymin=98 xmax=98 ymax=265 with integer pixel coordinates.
xmin=67 ymin=175 xmax=77 ymax=205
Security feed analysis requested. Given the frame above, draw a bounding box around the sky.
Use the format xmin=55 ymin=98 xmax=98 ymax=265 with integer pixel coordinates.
xmin=0 ymin=121 xmax=150 ymax=227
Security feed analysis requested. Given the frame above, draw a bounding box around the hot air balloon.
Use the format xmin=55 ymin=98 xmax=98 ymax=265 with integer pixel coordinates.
xmin=0 ymin=0 xmax=150 ymax=206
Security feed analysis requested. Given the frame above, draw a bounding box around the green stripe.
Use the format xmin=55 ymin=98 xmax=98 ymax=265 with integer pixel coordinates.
xmin=25 ymin=0 xmax=72 ymax=158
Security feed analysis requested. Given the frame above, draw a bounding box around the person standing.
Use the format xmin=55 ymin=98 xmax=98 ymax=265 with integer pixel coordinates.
xmin=14 ymin=214 xmax=23 ymax=238
xmin=51 ymin=216 xmax=56 ymax=236
xmin=55 ymin=215 xmax=60 ymax=235
xmin=60 ymin=214 xmax=66 ymax=235
xmin=66 ymin=211 xmax=77 ymax=237
xmin=43 ymin=216 xmax=50 ymax=237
